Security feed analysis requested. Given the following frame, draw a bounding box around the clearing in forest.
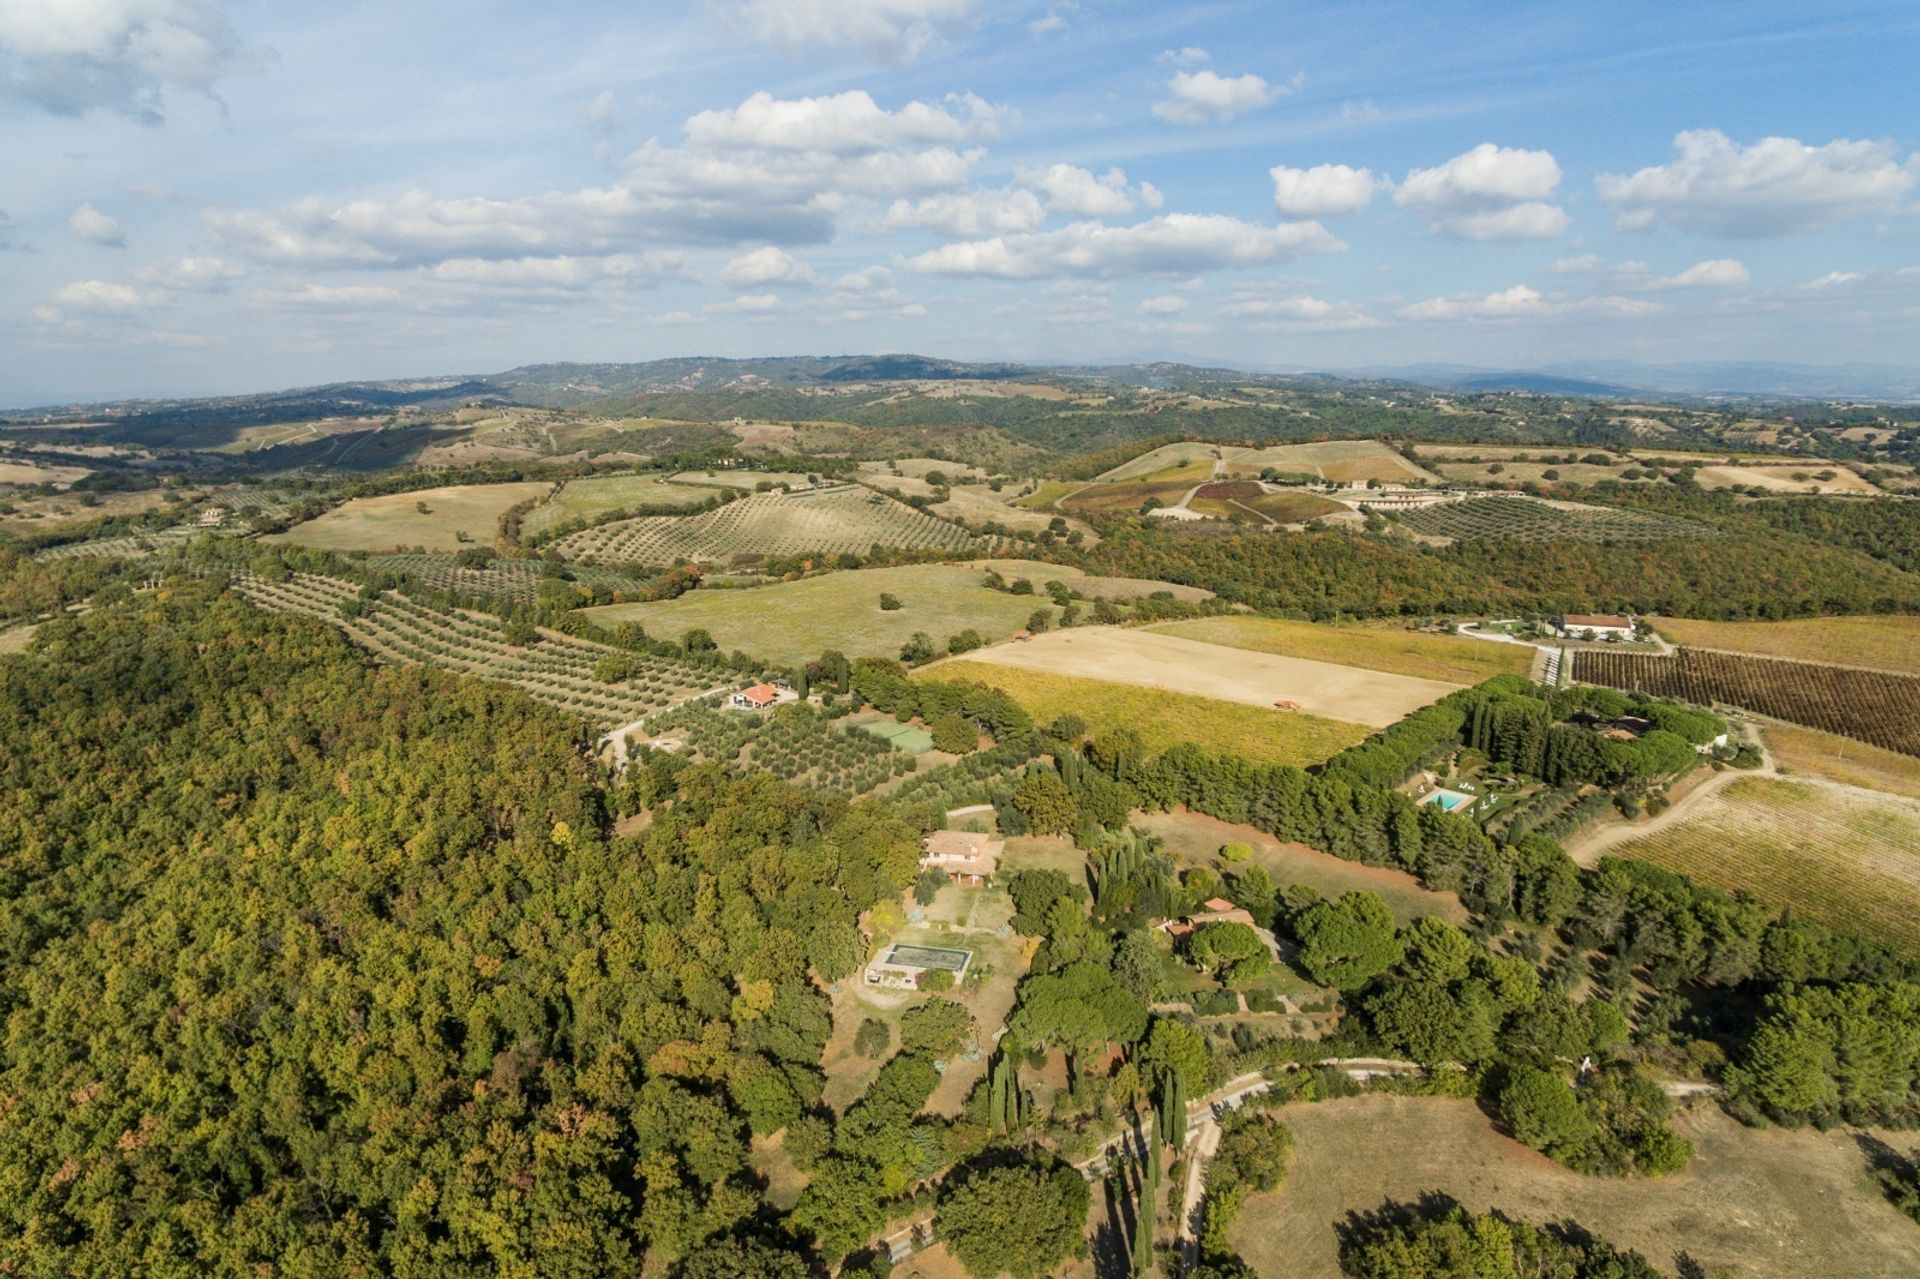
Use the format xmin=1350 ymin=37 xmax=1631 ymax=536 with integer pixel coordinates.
xmin=1654 ymin=614 xmax=1920 ymax=677
xmin=1606 ymin=775 xmax=1920 ymax=953
xmin=1229 ymin=1095 xmax=1920 ymax=1279
xmin=925 ymin=660 xmax=1370 ymax=767
xmin=1148 ymin=616 xmax=1532 ymax=685
xmin=934 ymin=627 xmax=1457 ymax=727
xmin=272 ymin=482 xmax=552 ymax=552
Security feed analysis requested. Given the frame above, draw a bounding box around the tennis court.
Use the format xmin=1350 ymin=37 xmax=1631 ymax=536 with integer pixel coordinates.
xmin=849 ymin=719 xmax=935 ymax=753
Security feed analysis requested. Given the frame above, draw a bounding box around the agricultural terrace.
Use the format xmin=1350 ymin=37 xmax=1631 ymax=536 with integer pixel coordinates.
xmin=518 ymin=474 xmax=714 ymax=536
xmin=1187 ymin=484 xmax=1347 ymax=523
xmin=550 ymin=488 xmax=982 ymax=566
xmin=580 ymin=563 xmax=1065 ymax=667
xmin=271 ymin=482 xmax=552 ymax=552
xmin=1654 ymin=614 xmax=1920 ymax=676
xmin=1575 ymin=647 xmax=1920 ymax=758
xmin=1763 ymin=722 xmax=1920 ymax=800
xmin=1230 ymin=1095 xmax=1920 ymax=1278
xmin=1149 ymin=615 xmax=1532 ymax=685
xmin=933 ymin=627 xmax=1458 ymax=727
xmin=666 ymin=469 xmax=815 ymax=490
xmin=1604 ymin=776 xmax=1920 ymax=953
xmin=360 ymin=554 xmax=660 ymax=606
xmin=925 ymin=660 xmax=1370 ymax=767
xmin=1394 ymin=495 xmax=1719 ymax=542
xmin=234 ymin=572 xmax=719 ymax=727
xmin=1097 ymin=439 xmax=1434 ymax=485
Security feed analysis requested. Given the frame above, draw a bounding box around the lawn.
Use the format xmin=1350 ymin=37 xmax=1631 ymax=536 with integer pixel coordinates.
xmin=271 ymin=482 xmax=552 ymax=552
xmin=578 ymin=563 xmax=1054 ymax=666
xmin=1230 ymin=1095 xmax=1920 ymax=1278
xmin=1764 ymin=721 xmax=1920 ymax=800
xmin=1655 ymin=614 xmax=1920 ymax=676
xmin=1607 ymin=775 xmax=1920 ymax=953
xmin=519 ymin=473 xmax=713 ymax=535
xmin=1149 ymin=615 xmax=1532 ymax=685
xmin=926 ymin=660 xmax=1371 ymax=767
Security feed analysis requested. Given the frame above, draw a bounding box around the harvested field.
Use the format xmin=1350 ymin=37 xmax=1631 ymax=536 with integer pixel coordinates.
xmin=552 ymin=487 xmax=983 ymax=566
xmin=1574 ymin=647 xmax=1920 ymax=758
xmin=932 ymin=627 xmax=1458 ymax=727
xmin=1230 ymin=1095 xmax=1920 ymax=1279
xmin=1653 ymin=614 xmax=1920 ymax=676
xmin=519 ymin=474 xmax=714 ymax=536
xmin=1693 ymin=464 xmax=1880 ymax=494
xmin=272 ymin=482 xmax=551 ymax=552
xmin=0 ymin=460 xmax=91 ymax=486
xmin=1605 ymin=775 xmax=1920 ymax=952
xmin=926 ymin=661 xmax=1371 ymax=767
xmin=1763 ymin=722 xmax=1920 ymax=800
xmin=580 ymin=563 xmax=1055 ymax=666
xmin=1149 ymin=616 xmax=1532 ymax=685
xmin=1434 ymin=461 xmax=1642 ymax=486
xmin=1100 ymin=439 xmax=1434 ymax=485
xmin=666 ymin=469 xmax=814 ymax=490
xmin=1395 ymin=495 xmax=1717 ymax=542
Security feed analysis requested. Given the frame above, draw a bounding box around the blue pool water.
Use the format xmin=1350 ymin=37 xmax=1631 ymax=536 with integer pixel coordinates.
xmin=1424 ymin=791 xmax=1469 ymax=812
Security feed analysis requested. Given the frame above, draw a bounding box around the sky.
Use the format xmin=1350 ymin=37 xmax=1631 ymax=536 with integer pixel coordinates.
xmin=3 ymin=0 xmax=1919 ymax=403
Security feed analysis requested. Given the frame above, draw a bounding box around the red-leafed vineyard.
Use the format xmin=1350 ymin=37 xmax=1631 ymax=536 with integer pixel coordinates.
xmin=1573 ymin=647 xmax=1920 ymax=759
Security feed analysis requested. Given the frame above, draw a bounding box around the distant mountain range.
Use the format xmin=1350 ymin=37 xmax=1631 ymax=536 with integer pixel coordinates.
xmin=8 ymin=353 xmax=1920 ymax=420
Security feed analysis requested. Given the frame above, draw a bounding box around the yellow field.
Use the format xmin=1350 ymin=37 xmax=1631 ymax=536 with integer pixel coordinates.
xmin=1655 ymin=615 xmax=1920 ymax=676
xmin=1608 ymin=775 xmax=1920 ymax=952
xmin=926 ymin=660 xmax=1371 ymax=767
xmin=1764 ymin=722 xmax=1920 ymax=800
xmin=1692 ymin=464 xmax=1880 ymax=495
xmin=1149 ymin=615 xmax=1532 ymax=685
xmin=271 ymin=482 xmax=552 ymax=552
xmin=520 ymin=474 xmax=711 ymax=536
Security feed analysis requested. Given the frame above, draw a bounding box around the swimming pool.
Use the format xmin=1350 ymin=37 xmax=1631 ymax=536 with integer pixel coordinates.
xmin=1423 ymin=790 xmax=1471 ymax=812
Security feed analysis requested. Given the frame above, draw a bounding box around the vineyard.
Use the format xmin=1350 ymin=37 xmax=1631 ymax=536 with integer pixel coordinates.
xmin=1395 ymin=496 xmax=1718 ymax=543
xmin=1574 ymin=647 xmax=1920 ymax=758
xmin=639 ymin=700 xmax=918 ymax=797
xmin=233 ymin=572 xmax=721 ymax=726
xmin=551 ymin=487 xmax=984 ymax=566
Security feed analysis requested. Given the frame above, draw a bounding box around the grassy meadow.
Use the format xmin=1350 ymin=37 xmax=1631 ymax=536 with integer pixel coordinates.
xmin=272 ymin=482 xmax=551 ymax=552
xmin=1655 ymin=614 xmax=1920 ymax=676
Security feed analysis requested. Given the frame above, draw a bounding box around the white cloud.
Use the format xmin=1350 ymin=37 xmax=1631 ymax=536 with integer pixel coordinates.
xmin=685 ymin=89 xmax=1004 ymax=153
xmin=1028 ymin=11 xmax=1066 ymax=36
xmin=429 ymin=252 xmax=684 ymax=290
xmin=49 ymin=278 xmax=148 ymax=313
xmin=903 ymin=212 xmax=1343 ymax=279
xmin=1159 ymin=47 xmax=1210 ymax=67
xmin=134 ymin=255 xmax=242 ymax=290
xmin=68 ymin=203 xmax=126 ymax=246
xmin=1394 ymin=144 xmax=1567 ymax=241
xmin=720 ymin=245 xmax=815 ymax=286
xmin=888 ymin=188 xmax=1046 ymax=238
xmin=713 ymin=0 xmax=972 ymax=64
xmin=1397 ymin=283 xmax=1662 ymax=322
xmin=1806 ymin=270 xmax=1864 ymax=289
xmin=1550 ymin=253 xmax=1611 ymax=275
xmin=1270 ymin=163 xmax=1380 ymax=217
xmin=1654 ymin=258 xmax=1749 ymax=289
xmin=1597 ymin=130 xmax=1920 ymax=236
xmin=0 ymin=0 xmax=245 ymax=120
xmin=1139 ymin=294 xmax=1187 ymax=314
xmin=1218 ymin=294 xmax=1378 ymax=331
xmin=252 ymin=283 xmax=405 ymax=310
xmin=1017 ymin=163 xmax=1138 ymax=217
xmin=704 ymin=292 xmax=783 ymax=315
xmin=833 ymin=265 xmax=894 ymax=291
xmin=1153 ymin=69 xmax=1294 ymax=125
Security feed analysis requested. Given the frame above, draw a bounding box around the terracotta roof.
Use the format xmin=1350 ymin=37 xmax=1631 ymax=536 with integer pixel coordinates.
xmin=735 ymin=683 xmax=779 ymax=706
xmin=1563 ymin=613 xmax=1632 ymax=629
xmin=1202 ymin=897 xmax=1237 ymax=913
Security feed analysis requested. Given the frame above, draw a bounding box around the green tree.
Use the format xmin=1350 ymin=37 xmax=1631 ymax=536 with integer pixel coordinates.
xmin=900 ymin=998 xmax=971 ymax=1057
xmin=937 ymin=1157 xmax=1090 ymax=1279
xmin=931 ymin=712 xmax=977 ymax=754
xmin=1294 ymin=891 xmax=1403 ymax=990
xmin=1139 ymin=1017 xmax=1211 ymax=1094
xmin=1499 ymin=1066 xmax=1596 ymax=1162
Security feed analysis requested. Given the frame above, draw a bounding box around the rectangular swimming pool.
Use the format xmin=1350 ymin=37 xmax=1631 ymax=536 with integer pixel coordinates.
xmin=1422 ymin=790 xmax=1471 ymax=812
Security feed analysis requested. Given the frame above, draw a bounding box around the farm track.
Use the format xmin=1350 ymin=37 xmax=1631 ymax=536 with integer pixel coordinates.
xmin=1574 ymin=646 xmax=1920 ymax=758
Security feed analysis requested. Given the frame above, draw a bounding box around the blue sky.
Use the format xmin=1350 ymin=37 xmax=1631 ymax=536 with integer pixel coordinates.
xmin=3 ymin=0 xmax=1918 ymax=402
